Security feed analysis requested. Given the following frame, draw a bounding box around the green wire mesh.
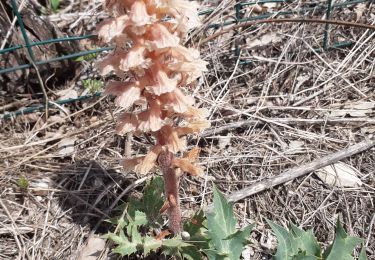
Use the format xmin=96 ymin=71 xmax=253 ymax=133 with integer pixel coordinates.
xmin=1 ymin=0 xmax=371 ymax=75
xmin=0 ymin=0 xmax=373 ymax=120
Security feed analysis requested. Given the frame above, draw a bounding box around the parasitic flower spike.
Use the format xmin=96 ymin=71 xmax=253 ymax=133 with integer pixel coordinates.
xmin=97 ymin=0 xmax=208 ymax=234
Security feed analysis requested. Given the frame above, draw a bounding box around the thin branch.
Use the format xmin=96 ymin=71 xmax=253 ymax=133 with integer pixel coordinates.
xmin=0 ymin=198 xmax=25 ymax=258
xmin=225 ymin=137 xmax=375 ymax=203
xmin=124 ymin=132 xmax=133 ymax=158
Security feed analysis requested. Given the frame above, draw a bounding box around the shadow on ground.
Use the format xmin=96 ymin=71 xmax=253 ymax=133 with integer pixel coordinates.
xmin=50 ymin=160 xmax=136 ymax=233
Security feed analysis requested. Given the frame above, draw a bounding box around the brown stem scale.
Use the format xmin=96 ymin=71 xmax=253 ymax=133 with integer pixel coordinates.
xmin=157 ymin=150 xmax=181 ymax=234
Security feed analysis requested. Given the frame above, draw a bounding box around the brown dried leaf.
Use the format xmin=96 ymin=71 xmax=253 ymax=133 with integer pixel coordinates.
xmin=315 ymin=162 xmax=363 ymax=187
xmin=155 ymin=230 xmax=171 ymax=240
xmin=58 ymin=137 xmax=77 ymax=157
xmin=122 ymin=156 xmax=145 ymax=173
xmin=183 ymin=147 xmax=200 ymax=163
xmin=116 ymin=113 xmax=138 ymax=135
xmin=159 ymin=125 xmax=186 ymax=153
xmin=77 ymin=235 xmax=106 ymax=260
xmin=172 ymin=158 xmax=203 ymax=176
xmin=137 ymin=145 xmax=162 ymax=175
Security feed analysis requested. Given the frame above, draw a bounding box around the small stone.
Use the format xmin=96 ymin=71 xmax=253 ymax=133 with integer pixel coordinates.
xmin=181 ymin=231 xmax=190 ymax=241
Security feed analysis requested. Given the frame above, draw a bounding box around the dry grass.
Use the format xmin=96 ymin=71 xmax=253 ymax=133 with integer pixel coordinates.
xmin=1 ymin=0 xmax=375 ymax=259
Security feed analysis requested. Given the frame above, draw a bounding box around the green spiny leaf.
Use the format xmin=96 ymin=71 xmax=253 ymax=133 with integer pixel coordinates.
xmin=267 ymin=220 xmax=293 ymax=260
xmin=291 ymin=251 xmax=319 ymax=260
xmin=184 ymin=210 xmax=210 ymax=250
xmin=267 ymin=221 xmax=322 ymax=260
xmin=119 ymin=229 xmax=126 ymax=240
xmin=203 ymin=249 xmax=224 ymax=260
xmin=206 ymin=250 xmax=229 ymax=260
xmin=103 ymin=232 xmax=127 ymax=245
xmin=180 ymin=246 xmax=204 ymax=260
xmin=143 ymin=236 xmax=162 ymax=255
xmin=224 ymin=224 xmax=254 ymax=241
xmin=226 ymin=224 xmax=254 ymax=260
xmin=106 ymin=214 xmax=128 ymax=229
xmin=162 ymin=237 xmax=192 ymax=248
xmin=324 ymin=220 xmax=364 ymax=260
xmin=124 ymin=203 xmax=142 ymax=238
xmin=184 ymin=210 xmax=207 ymax=236
xmin=130 ymin=224 xmax=142 ymax=244
xmin=134 ymin=210 xmax=148 ymax=226
xmin=118 ymin=216 xmax=127 ymax=229
xmin=113 ymin=241 xmax=137 ymax=256
xmin=359 ymin=246 xmax=368 ymax=260
xmin=162 ymin=237 xmax=194 ymax=257
xmin=206 ymin=185 xmax=236 ymax=258
xmin=206 ymin=185 xmax=253 ymax=260
xmin=126 ymin=205 xmax=147 ymax=232
xmin=143 ymin=176 xmax=164 ymax=225
xmin=290 ymin=224 xmax=321 ymax=257
xmin=127 ymin=197 xmax=143 ymax=213
xmin=50 ymin=0 xmax=59 ymax=13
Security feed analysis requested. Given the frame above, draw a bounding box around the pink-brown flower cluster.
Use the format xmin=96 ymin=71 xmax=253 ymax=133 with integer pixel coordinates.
xmin=97 ymin=0 xmax=209 ymax=175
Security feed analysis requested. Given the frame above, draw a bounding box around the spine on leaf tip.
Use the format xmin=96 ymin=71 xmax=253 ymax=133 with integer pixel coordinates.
xmin=96 ymin=0 xmax=209 ymax=234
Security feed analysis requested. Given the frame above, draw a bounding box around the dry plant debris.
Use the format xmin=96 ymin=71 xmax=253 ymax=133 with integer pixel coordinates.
xmin=0 ymin=0 xmax=375 ymax=259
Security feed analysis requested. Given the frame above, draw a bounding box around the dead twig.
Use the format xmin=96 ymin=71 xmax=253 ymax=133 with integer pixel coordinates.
xmin=124 ymin=133 xmax=133 ymax=158
xmin=0 ymin=198 xmax=28 ymax=259
xmin=366 ymin=213 xmax=375 ymax=247
xmin=207 ymin=136 xmax=375 ymax=208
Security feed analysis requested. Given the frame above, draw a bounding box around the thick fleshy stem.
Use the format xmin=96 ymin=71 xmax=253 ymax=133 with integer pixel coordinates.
xmin=157 ymin=150 xmax=181 ymax=234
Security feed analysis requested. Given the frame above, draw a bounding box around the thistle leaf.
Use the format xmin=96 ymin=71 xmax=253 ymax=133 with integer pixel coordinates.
xmin=103 ymin=232 xmax=126 ymax=245
xmin=105 ymin=233 xmax=138 ymax=256
xmin=267 ymin=220 xmax=321 ymax=260
xmin=162 ymin=237 xmax=192 ymax=248
xmin=267 ymin=220 xmax=294 ymax=260
xmin=50 ymin=0 xmax=60 ymax=13
xmin=291 ymin=252 xmax=319 ymax=260
xmin=184 ymin=210 xmax=209 ymax=248
xmin=359 ymin=246 xmax=368 ymax=260
xmin=290 ymin=224 xmax=321 ymax=257
xmin=206 ymin=185 xmax=253 ymax=260
xmin=130 ymin=224 xmax=142 ymax=244
xmin=162 ymin=237 xmax=203 ymax=259
xmin=162 ymin=237 xmax=197 ymax=257
xmin=133 ymin=210 xmax=148 ymax=226
xmin=324 ymin=220 xmax=365 ymax=260
xmin=143 ymin=236 xmax=162 ymax=255
xmin=180 ymin=246 xmax=204 ymax=260
xmin=143 ymin=176 xmax=164 ymax=225
xmin=113 ymin=241 xmax=137 ymax=256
